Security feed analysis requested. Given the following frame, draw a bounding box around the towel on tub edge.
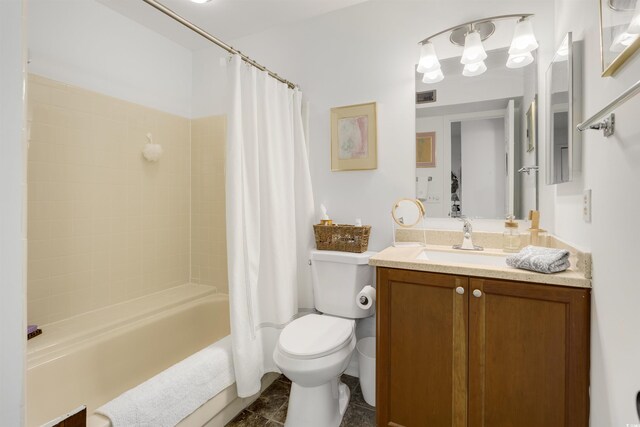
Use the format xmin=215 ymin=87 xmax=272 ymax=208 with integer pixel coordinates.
xmin=506 ymin=245 xmax=571 ymax=274
xmin=96 ymin=335 xmax=235 ymax=427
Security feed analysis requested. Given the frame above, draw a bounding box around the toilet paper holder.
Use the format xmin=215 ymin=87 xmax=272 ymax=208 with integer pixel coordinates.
xmin=356 ymin=285 xmax=376 ymax=310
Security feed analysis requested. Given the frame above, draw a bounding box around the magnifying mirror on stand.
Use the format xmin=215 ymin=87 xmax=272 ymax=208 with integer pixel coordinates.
xmin=391 ymin=198 xmax=427 ymax=247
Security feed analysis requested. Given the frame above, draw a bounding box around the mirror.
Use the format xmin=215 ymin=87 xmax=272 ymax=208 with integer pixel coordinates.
xmin=415 ymin=47 xmax=539 ymax=219
xmin=599 ymin=0 xmax=640 ymax=76
xmin=392 ymin=198 xmax=426 ymax=227
xmin=546 ymin=32 xmax=582 ymax=184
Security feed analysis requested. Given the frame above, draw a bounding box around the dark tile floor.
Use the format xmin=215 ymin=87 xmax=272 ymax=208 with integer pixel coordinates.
xmin=226 ymin=374 xmax=375 ymax=427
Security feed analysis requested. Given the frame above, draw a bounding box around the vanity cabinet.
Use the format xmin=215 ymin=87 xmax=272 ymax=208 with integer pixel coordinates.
xmin=376 ymin=267 xmax=590 ymax=427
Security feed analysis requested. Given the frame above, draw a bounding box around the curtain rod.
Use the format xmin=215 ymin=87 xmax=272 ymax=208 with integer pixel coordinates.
xmin=141 ymin=0 xmax=297 ymax=89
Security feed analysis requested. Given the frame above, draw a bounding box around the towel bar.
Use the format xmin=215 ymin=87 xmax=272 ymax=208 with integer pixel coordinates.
xmin=577 ymin=79 xmax=640 ymax=137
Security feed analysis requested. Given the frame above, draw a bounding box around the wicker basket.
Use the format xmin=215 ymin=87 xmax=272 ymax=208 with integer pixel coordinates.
xmin=313 ymin=224 xmax=371 ymax=253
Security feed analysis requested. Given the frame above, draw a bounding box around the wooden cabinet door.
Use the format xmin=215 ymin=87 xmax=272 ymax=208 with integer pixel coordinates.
xmin=468 ymin=278 xmax=590 ymax=427
xmin=377 ymin=268 xmax=468 ymax=427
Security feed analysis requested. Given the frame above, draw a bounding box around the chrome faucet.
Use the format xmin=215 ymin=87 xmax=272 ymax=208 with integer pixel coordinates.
xmin=453 ymin=218 xmax=483 ymax=251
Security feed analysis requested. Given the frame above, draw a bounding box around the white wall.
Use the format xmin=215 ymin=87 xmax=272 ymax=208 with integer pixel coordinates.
xmin=191 ymin=48 xmax=228 ymax=118
xmin=553 ymin=0 xmax=640 ymax=424
xmin=28 ymin=0 xmax=193 ymax=117
xmin=229 ymin=0 xmax=556 ymax=250
xmin=0 ymin=0 xmax=27 ymax=424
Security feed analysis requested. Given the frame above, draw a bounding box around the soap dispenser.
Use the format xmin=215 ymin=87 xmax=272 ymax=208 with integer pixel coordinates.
xmin=503 ymin=214 xmax=521 ymax=253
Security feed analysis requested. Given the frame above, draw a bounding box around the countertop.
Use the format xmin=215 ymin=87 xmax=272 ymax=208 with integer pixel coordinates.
xmin=369 ymin=245 xmax=592 ymax=289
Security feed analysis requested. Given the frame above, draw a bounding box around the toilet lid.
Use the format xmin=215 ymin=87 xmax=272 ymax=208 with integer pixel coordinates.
xmin=278 ymin=314 xmax=355 ymax=359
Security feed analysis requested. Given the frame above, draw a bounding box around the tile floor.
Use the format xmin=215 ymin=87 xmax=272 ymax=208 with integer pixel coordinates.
xmin=226 ymin=374 xmax=375 ymax=427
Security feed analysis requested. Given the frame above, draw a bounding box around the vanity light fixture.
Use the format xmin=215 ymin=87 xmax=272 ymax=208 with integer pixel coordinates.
xmin=190 ymin=0 xmax=212 ymax=3
xmin=506 ymin=51 xmax=534 ymax=68
xmin=508 ymin=18 xmax=539 ymax=55
xmin=417 ymin=42 xmax=441 ymax=74
xmin=417 ymin=14 xmax=538 ymax=83
xmin=610 ymin=31 xmax=639 ymax=52
xmin=462 ymin=60 xmax=487 ymax=76
xmin=422 ymin=69 xmax=445 ymax=83
xmin=627 ymin=0 xmax=640 ymax=34
xmin=461 ymin=31 xmax=488 ymax=65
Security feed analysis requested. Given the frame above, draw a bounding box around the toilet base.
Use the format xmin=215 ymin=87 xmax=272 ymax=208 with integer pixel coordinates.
xmin=284 ymin=379 xmax=350 ymax=427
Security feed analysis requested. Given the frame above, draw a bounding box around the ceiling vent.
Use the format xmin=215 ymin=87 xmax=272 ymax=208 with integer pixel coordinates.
xmin=416 ymin=90 xmax=437 ymax=104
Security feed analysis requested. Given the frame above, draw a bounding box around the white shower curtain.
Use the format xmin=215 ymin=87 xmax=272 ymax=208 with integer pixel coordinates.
xmin=225 ymin=55 xmax=315 ymax=397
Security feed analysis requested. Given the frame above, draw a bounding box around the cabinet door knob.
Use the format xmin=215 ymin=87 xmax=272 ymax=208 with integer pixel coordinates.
xmin=473 ymin=289 xmax=482 ymax=298
xmin=456 ymin=286 xmax=465 ymax=295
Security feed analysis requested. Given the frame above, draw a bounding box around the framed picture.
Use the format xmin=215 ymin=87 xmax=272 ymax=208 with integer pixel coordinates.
xmin=416 ymin=131 xmax=436 ymax=168
xmin=526 ymin=98 xmax=537 ymax=153
xmin=331 ymin=102 xmax=377 ymax=171
xmin=599 ymin=0 xmax=640 ymax=76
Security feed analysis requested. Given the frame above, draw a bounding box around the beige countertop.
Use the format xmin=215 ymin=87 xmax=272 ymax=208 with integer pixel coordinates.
xmin=369 ymin=245 xmax=591 ymax=289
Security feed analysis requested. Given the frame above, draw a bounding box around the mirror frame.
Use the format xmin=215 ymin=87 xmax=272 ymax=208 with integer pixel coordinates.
xmin=546 ymin=32 xmax=583 ymax=185
xmin=599 ymin=0 xmax=640 ymax=77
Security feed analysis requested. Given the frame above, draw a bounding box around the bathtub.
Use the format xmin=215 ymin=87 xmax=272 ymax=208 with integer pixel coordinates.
xmin=26 ymin=284 xmax=271 ymax=427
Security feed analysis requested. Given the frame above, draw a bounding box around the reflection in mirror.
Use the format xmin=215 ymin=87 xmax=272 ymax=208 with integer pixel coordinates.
xmin=546 ymin=32 xmax=582 ymax=184
xmin=415 ymin=48 xmax=538 ymax=220
xmin=600 ymin=0 xmax=640 ymax=76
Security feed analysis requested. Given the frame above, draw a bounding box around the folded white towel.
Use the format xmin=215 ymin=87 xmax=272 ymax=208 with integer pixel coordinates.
xmin=96 ymin=335 xmax=235 ymax=427
xmin=506 ymin=245 xmax=571 ymax=274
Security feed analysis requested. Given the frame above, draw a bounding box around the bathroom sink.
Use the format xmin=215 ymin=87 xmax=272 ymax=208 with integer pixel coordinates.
xmin=416 ymin=250 xmax=509 ymax=267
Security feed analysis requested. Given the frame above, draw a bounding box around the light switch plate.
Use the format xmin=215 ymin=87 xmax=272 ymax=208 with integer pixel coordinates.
xmin=583 ymin=189 xmax=592 ymax=223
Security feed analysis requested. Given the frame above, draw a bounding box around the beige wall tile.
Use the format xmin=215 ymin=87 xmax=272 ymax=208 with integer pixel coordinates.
xmin=27 ymin=74 xmax=228 ymax=325
xmin=27 ymin=75 xmax=192 ymax=324
xmin=191 ymin=116 xmax=227 ymax=291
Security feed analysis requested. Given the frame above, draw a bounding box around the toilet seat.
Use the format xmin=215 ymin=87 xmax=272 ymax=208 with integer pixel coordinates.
xmin=278 ymin=314 xmax=355 ymax=360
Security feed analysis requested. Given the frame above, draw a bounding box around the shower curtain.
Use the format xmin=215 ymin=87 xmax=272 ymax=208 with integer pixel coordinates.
xmin=225 ymin=55 xmax=316 ymax=397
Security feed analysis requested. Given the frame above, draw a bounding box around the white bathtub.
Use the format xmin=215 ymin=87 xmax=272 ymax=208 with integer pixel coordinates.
xmin=26 ymin=284 xmax=272 ymax=427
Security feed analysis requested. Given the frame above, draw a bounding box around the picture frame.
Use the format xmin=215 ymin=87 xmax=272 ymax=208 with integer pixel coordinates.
xmin=599 ymin=0 xmax=640 ymax=76
xmin=331 ymin=102 xmax=377 ymax=171
xmin=526 ymin=98 xmax=537 ymax=153
xmin=416 ymin=131 xmax=436 ymax=168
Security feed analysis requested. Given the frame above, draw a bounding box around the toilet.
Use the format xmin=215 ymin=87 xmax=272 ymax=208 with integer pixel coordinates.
xmin=273 ymin=250 xmax=376 ymax=427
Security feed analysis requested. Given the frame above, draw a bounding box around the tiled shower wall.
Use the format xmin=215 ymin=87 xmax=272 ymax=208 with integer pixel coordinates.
xmin=191 ymin=116 xmax=228 ymax=292
xmin=27 ymin=74 xmax=224 ymax=325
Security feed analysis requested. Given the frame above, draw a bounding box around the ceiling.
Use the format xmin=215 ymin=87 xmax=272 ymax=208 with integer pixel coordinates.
xmin=97 ymin=0 xmax=368 ymax=51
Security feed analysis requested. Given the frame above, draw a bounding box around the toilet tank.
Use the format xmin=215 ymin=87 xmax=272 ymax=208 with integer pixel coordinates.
xmin=310 ymin=250 xmax=377 ymax=318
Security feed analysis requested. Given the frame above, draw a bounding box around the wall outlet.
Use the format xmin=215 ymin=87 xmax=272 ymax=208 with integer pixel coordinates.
xmin=583 ymin=189 xmax=592 ymax=223
xmin=425 ymin=195 xmax=441 ymax=203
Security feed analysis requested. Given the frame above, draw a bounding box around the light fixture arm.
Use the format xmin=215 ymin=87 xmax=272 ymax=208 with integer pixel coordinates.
xmin=418 ymin=13 xmax=533 ymax=45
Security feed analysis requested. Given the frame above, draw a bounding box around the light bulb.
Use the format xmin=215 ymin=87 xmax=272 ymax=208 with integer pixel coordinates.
xmin=628 ymin=0 xmax=640 ymax=34
xmin=610 ymin=31 xmax=639 ymax=53
xmin=506 ymin=52 xmax=534 ymax=68
xmin=417 ymin=42 xmax=441 ymax=74
xmin=461 ymin=31 xmax=487 ymax=65
xmin=509 ymin=18 xmax=539 ymax=55
xmin=422 ymin=69 xmax=444 ymax=84
xmin=462 ymin=61 xmax=487 ymax=77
